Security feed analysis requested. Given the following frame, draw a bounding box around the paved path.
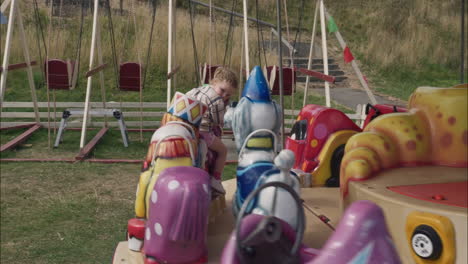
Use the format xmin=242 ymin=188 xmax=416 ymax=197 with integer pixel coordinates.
xmin=308 ymin=88 xmax=407 ymax=110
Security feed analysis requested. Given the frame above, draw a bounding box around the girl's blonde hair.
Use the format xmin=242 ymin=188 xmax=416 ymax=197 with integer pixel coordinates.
xmin=210 ymin=67 xmax=238 ymax=89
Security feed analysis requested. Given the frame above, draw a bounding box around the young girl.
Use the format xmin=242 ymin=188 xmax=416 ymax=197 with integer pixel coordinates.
xmin=186 ymin=67 xmax=238 ymax=194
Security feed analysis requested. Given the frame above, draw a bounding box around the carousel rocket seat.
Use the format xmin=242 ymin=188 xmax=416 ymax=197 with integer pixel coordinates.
xmin=224 ymin=66 xmax=284 ymax=217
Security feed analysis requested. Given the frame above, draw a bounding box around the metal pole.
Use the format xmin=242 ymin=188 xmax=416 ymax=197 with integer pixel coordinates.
xmin=276 ymin=0 xmax=284 ymax=149
xmin=80 ymin=0 xmax=100 ymax=148
xmin=461 ymin=0 xmax=465 ymax=83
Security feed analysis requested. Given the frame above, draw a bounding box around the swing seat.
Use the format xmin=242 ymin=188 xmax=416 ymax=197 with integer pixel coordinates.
xmin=200 ymin=64 xmax=220 ymax=84
xmin=119 ymin=62 xmax=142 ymax=92
xmin=266 ymin=66 xmax=296 ymax=96
xmin=45 ymin=59 xmax=75 ymax=90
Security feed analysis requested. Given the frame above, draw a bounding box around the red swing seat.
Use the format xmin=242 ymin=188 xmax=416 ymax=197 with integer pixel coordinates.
xmin=44 ymin=59 xmax=75 ymax=90
xmin=266 ymin=66 xmax=296 ymax=96
xmin=119 ymin=62 xmax=142 ymax=92
xmin=200 ymin=64 xmax=220 ymax=84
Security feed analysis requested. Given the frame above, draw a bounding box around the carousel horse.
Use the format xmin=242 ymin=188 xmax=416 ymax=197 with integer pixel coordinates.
xmin=225 ymin=66 xmax=300 ymax=228
xmin=221 ymin=182 xmax=401 ymax=264
xmin=127 ymin=92 xmax=221 ymax=264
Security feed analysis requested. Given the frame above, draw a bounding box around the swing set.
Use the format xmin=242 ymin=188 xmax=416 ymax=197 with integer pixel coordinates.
xmin=0 ymin=0 xmax=158 ymax=162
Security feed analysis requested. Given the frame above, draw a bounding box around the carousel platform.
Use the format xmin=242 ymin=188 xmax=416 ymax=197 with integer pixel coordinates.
xmin=112 ymin=179 xmax=340 ymax=263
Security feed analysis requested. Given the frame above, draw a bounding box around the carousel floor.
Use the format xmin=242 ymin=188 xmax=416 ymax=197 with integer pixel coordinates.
xmin=112 ymin=179 xmax=341 ymax=264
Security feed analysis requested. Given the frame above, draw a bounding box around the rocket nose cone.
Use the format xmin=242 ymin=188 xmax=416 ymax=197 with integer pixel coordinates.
xmin=242 ymin=66 xmax=271 ymax=102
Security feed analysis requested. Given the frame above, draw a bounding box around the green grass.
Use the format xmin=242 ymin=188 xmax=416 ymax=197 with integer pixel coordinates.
xmin=370 ymin=63 xmax=465 ymax=101
xmin=1 ymin=146 xmax=236 ymax=264
xmin=1 ymin=162 xmax=138 ymax=263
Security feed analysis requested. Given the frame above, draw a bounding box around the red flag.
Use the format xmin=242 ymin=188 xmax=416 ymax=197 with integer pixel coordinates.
xmin=343 ymin=46 xmax=354 ymax=63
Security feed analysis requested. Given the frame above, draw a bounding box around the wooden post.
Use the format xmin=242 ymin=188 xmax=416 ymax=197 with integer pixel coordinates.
xmin=96 ymin=19 xmax=107 ymax=127
xmin=80 ymin=0 xmax=100 ymax=149
xmin=303 ymin=0 xmax=319 ymax=108
xmin=319 ymin=0 xmax=330 ymax=107
xmin=132 ymin=0 xmax=143 ymax=142
xmin=167 ymin=0 xmax=174 ymax=109
xmin=242 ymin=0 xmax=250 ymax=78
xmin=0 ymin=0 xmax=16 ymax=107
xmin=16 ymin=5 xmax=40 ymax=123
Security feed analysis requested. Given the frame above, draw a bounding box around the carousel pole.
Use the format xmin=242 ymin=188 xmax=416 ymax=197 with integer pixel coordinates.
xmin=276 ymin=0 xmax=284 ymax=149
xmin=242 ymin=0 xmax=250 ymax=78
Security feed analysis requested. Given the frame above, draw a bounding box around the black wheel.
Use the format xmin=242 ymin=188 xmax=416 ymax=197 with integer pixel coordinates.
xmin=326 ymin=144 xmax=345 ymax=187
xmin=411 ymin=225 xmax=443 ymax=260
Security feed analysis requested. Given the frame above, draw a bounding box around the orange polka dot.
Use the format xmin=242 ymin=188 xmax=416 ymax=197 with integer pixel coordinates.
xmin=406 ymin=140 xmax=417 ymax=150
xmin=416 ymin=134 xmax=423 ymax=141
xmin=311 ymin=139 xmax=318 ymax=148
xmin=440 ymin=133 xmax=453 ymax=147
xmin=448 ymin=116 xmax=456 ymax=126
xmin=437 ymin=112 xmax=443 ymax=118
xmin=384 ymin=142 xmax=391 ymax=151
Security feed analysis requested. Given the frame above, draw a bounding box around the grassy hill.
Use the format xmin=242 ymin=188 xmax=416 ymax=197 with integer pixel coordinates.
xmin=182 ymin=0 xmax=466 ymax=100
